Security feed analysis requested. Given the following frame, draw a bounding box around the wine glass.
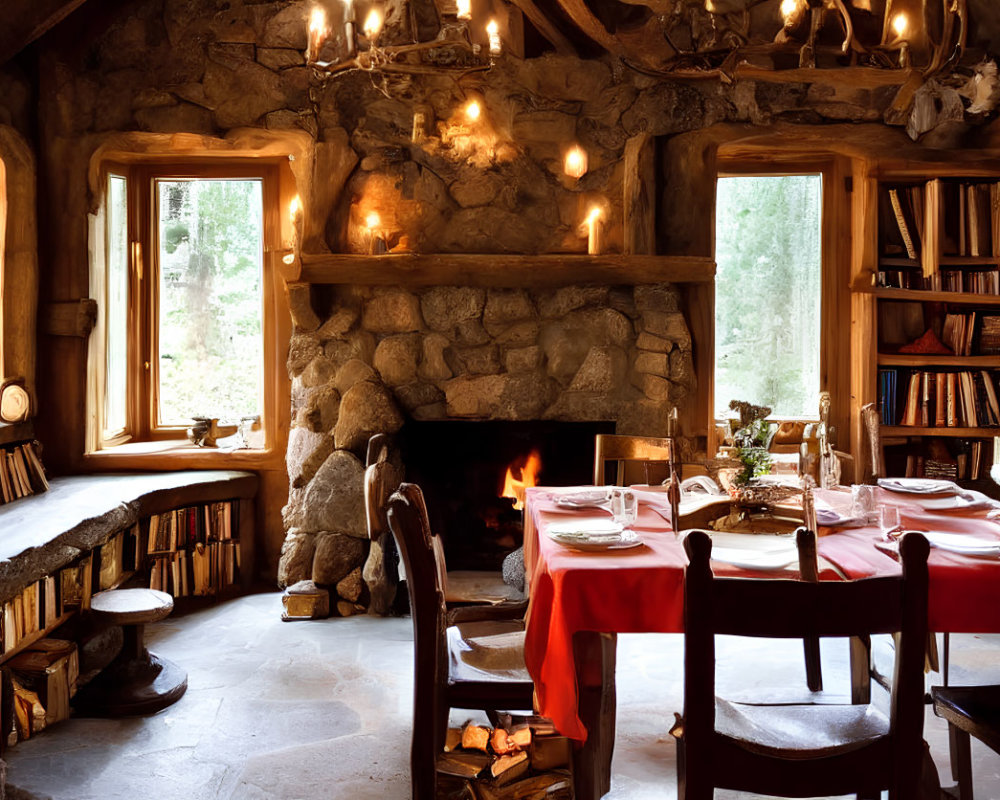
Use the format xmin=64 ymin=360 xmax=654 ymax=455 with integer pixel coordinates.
xmin=879 ymin=506 xmax=902 ymax=540
xmin=610 ymin=489 xmax=638 ymax=529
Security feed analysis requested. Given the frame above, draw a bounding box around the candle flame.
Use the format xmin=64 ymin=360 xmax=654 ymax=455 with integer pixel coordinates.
xmin=465 ymin=99 xmax=481 ymax=121
xmin=564 ymin=145 xmax=588 ymax=179
xmin=486 ymin=19 xmax=498 ymax=34
xmin=365 ymin=211 xmax=381 ymax=230
xmin=309 ymin=6 xmax=327 ymax=35
xmin=780 ymin=0 xmax=798 ymax=21
xmin=363 ymin=8 xmax=382 ymax=37
xmin=586 ymin=206 xmax=603 ymax=225
xmin=892 ymin=12 xmax=908 ymax=38
xmin=456 ymin=0 xmax=471 ymax=19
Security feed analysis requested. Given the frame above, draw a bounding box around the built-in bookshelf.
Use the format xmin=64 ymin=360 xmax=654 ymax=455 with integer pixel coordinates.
xmin=866 ymin=172 xmax=1000 ymax=484
xmin=145 ymin=501 xmax=241 ymax=598
xmin=0 ymin=440 xmax=49 ymax=506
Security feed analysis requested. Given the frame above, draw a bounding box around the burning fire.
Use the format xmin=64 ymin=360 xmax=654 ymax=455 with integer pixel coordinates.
xmin=501 ymin=450 xmax=541 ymax=511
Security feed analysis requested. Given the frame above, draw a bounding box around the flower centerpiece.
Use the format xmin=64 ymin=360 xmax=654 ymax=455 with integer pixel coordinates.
xmin=728 ymin=399 xmax=774 ymax=487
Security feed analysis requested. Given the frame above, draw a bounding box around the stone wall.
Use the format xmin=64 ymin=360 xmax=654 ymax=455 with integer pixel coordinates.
xmin=18 ymin=0 xmax=1000 ymax=581
xmin=277 ymin=282 xmax=691 ymax=611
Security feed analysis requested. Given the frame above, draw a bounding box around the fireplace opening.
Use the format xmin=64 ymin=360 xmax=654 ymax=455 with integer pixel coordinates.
xmin=399 ymin=420 xmax=614 ymax=571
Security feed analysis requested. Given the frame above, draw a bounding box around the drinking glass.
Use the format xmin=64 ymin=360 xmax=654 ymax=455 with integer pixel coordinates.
xmin=879 ymin=506 xmax=902 ymax=540
xmin=610 ymin=489 xmax=638 ymax=528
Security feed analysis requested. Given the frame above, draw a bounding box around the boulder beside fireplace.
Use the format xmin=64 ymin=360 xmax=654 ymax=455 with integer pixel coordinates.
xmin=277 ymin=281 xmax=694 ymax=614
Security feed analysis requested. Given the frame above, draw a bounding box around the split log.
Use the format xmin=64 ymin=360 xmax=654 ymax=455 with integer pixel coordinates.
xmin=462 ymin=722 xmax=492 ymax=752
xmin=490 ymin=751 xmax=529 ymax=785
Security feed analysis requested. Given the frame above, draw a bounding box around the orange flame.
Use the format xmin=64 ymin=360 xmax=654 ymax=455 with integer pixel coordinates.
xmin=501 ymin=450 xmax=541 ymax=511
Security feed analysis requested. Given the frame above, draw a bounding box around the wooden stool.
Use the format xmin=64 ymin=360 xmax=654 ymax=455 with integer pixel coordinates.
xmin=72 ymin=588 xmax=187 ymax=717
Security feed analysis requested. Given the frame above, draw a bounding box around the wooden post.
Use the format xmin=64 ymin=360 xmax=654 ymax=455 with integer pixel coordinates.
xmin=623 ymin=134 xmax=656 ymax=256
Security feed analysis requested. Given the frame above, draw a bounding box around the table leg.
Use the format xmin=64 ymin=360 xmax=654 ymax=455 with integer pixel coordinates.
xmin=572 ymin=631 xmax=617 ymax=800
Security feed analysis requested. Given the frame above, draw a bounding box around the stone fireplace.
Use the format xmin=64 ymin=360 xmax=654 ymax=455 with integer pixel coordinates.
xmin=277 ymin=281 xmax=695 ymax=614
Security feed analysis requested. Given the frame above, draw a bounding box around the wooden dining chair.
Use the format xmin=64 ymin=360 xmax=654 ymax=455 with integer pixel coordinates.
xmin=593 ymin=433 xmax=676 ymax=486
xmin=932 ymin=684 xmax=1000 ymax=799
xmin=365 ymin=434 xmax=525 ymax=613
xmin=677 ymin=529 xmax=929 ymax=799
xmin=386 ymin=482 xmax=536 ymax=800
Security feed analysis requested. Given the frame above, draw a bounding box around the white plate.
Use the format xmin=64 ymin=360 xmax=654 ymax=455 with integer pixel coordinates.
xmin=709 ymin=547 xmax=799 ymax=571
xmin=877 ymin=478 xmax=961 ymax=496
xmin=551 ymin=490 xmax=610 ymax=509
xmin=547 ymin=521 xmax=642 ymax=551
xmin=925 ymin=531 xmax=1000 ymax=558
xmin=917 ymin=494 xmax=996 ymax=513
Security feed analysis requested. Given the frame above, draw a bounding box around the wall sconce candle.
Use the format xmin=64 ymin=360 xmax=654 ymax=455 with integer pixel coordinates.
xmin=779 ymin=0 xmax=800 ymax=25
xmin=343 ymin=0 xmax=357 ymax=57
xmin=366 ymin=211 xmax=386 ymax=254
xmin=585 ymin=206 xmax=603 ymax=255
xmin=412 ymin=110 xmax=426 ymax=142
xmin=363 ymin=8 xmax=382 ymax=39
xmin=456 ymin=0 xmax=471 ymax=20
xmin=486 ymin=19 xmax=501 ymax=56
xmin=564 ymin=145 xmax=588 ymax=179
xmin=893 ymin=12 xmax=910 ymax=67
xmin=307 ymin=6 xmax=328 ymax=62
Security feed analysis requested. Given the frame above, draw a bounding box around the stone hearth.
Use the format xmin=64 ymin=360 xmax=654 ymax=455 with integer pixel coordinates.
xmin=277 ymin=281 xmax=693 ymax=614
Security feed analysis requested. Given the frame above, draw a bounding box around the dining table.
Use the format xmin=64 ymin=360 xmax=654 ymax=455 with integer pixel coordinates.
xmin=522 ymin=480 xmax=1000 ymax=800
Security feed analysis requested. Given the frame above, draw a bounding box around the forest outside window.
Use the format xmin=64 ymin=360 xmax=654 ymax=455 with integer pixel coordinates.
xmin=714 ymin=174 xmax=823 ymax=421
xmin=91 ymin=163 xmax=278 ymax=452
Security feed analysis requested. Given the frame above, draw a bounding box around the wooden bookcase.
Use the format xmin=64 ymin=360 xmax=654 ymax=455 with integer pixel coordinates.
xmin=854 ymin=165 xmax=1000 ymax=485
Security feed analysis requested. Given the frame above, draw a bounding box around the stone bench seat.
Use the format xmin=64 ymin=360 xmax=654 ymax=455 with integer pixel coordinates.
xmin=0 ymin=470 xmax=258 ymax=606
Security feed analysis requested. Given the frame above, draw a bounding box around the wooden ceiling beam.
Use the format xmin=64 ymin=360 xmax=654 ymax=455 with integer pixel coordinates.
xmin=552 ymin=0 xmax=673 ymax=69
xmin=506 ymin=0 xmax=577 ymax=55
xmin=0 ymin=0 xmax=89 ymax=66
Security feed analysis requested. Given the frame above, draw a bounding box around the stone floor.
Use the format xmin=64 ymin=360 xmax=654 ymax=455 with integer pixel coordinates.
xmin=5 ymin=591 xmax=1000 ymax=799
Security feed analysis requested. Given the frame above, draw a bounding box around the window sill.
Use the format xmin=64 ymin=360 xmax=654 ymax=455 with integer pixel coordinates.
xmin=82 ymin=439 xmax=280 ymax=471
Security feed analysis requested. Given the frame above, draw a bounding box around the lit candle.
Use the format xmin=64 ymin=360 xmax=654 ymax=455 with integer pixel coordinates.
xmin=585 ymin=206 xmax=603 ymax=255
xmin=456 ymin=0 xmax=471 ymax=20
xmin=564 ymin=145 xmax=588 ymax=179
xmin=465 ymin=99 xmax=481 ymax=122
xmin=412 ymin=110 xmax=426 ymax=142
xmin=307 ymin=6 xmax=328 ymax=63
xmin=779 ymin=0 xmax=798 ymax=25
xmin=486 ymin=19 xmax=501 ymax=56
xmin=366 ymin=211 xmax=386 ymax=254
xmin=288 ymin=195 xmax=302 ymax=252
xmin=893 ymin=12 xmax=910 ymax=67
xmin=343 ymin=0 xmax=357 ymax=58
xmin=363 ymin=7 xmax=382 ymax=39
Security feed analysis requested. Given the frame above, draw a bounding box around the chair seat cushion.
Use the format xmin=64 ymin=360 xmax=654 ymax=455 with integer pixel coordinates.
xmin=448 ymin=620 xmax=529 ymax=683
xmin=446 ymin=571 xmax=525 ymax=605
xmin=716 ymin=697 xmax=890 ymax=759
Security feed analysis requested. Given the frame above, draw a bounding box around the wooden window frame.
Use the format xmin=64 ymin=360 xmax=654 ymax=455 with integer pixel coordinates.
xmin=710 ymin=154 xmax=852 ymax=454
xmin=89 ymin=159 xmax=282 ymax=456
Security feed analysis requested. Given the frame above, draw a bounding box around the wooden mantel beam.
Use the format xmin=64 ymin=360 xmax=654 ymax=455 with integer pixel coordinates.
xmin=0 ymin=0 xmax=90 ymax=66
xmin=294 ymin=253 xmax=715 ymax=287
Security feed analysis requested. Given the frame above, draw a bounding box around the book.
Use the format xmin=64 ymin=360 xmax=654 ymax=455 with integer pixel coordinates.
xmin=889 ymin=188 xmax=919 ymax=260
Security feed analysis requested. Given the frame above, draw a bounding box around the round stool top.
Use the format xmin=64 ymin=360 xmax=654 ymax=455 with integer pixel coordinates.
xmin=90 ymin=588 xmax=174 ymax=625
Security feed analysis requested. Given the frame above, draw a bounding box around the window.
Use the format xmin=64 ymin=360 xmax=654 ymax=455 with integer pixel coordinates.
xmin=714 ymin=174 xmax=823 ymax=420
xmin=91 ymin=163 xmax=278 ymax=451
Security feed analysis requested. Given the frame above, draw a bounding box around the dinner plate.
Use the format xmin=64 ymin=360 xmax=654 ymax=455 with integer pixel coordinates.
xmin=916 ymin=494 xmax=997 ymax=513
xmin=551 ymin=489 xmax=610 ymax=509
xmin=877 ymin=478 xmax=961 ymax=496
xmin=709 ymin=547 xmax=799 ymax=571
xmin=547 ymin=521 xmax=642 ymax=551
xmin=925 ymin=531 xmax=1000 ymax=558
xmin=704 ymin=532 xmax=800 ymax=571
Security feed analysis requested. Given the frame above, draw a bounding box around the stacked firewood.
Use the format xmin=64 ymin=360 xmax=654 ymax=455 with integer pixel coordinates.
xmin=437 ymin=718 xmax=573 ymax=800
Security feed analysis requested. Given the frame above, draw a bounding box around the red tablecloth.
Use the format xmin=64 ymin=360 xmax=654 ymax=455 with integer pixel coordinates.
xmin=816 ymin=486 xmax=1000 ymax=633
xmin=523 ymin=484 xmax=1000 ymax=743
